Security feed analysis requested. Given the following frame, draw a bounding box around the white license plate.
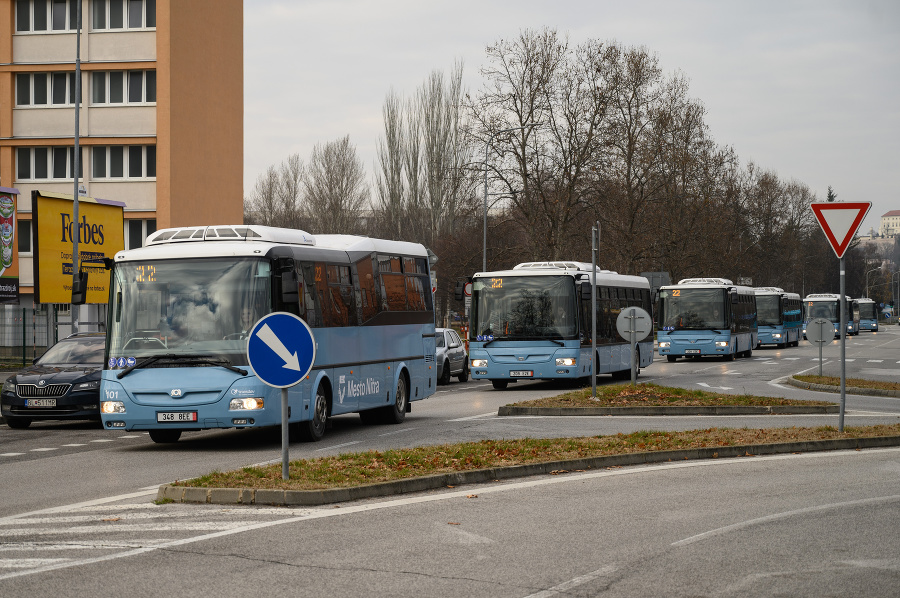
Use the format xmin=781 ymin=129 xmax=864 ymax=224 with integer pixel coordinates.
xmin=26 ymin=399 xmax=56 ymax=407
xmin=509 ymin=370 xmax=533 ymax=377
xmin=685 ymin=349 xmax=700 ymax=354
xmin=157 ymin=412 xmax=198 ymax=423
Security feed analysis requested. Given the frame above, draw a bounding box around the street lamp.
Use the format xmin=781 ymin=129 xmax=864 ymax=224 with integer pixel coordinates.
xmin=483 ymin=123 xmax=535 ymax=272
xmin=865 ymin=267 xmax=879 ymax=298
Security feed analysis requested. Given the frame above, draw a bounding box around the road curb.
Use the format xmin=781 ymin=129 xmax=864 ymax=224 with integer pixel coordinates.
xmin=784 ymin=377 xmax=900 ymax=398
xmin=497 ymin=405 xmax=838 ymax=416
xmin=158 ymin=435 xmax=900 ymax=507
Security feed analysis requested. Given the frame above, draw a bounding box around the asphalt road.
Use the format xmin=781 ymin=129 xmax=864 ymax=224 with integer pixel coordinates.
xmin=0 ymin=326 xmax=898 ymax=595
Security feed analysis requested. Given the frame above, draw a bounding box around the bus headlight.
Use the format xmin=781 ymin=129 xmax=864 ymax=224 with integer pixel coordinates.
xmin=471 ymin=359 xmax=487 ymax=368
xmin=772 ymin=333 xmax=782 ymax=339
xmin=658 ymin=341 xmax=670 ymax=348
xmin=556 ymin=357 xmax=576 ymax=366
xmin=101 ymin=401 xmax=126 ymax=414
xmin=715 ymin=341 xmax=729 ymax=347
xmin=229 ymin=397 xmax=264 ymax=410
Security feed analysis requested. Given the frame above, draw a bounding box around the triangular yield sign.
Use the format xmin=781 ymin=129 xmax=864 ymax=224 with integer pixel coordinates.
xmin=810 ymin=202 xmax=872 ymax=259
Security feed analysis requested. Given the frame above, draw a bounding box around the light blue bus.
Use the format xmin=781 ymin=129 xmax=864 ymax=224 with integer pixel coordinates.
xmin=459 ymin=262 xmax=654 ymax=389
xmin=802 ymin=293 xmax=859 ymax=339
xmin=100 ymin=225 xmax=437 ymax=443
xmin=657 ymin=278 xmax=757 ymax=361
xmin=753 ymin=287 xmax=802 ymax=348
xmin=855 ymin=297 xmax=879 ymax=332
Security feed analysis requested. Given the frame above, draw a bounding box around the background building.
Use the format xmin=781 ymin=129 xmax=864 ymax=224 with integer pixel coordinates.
xmin=879 ymin=210 xmax=900 ymax=238
xmin=0 ymin=0 xmax=242 ymax=341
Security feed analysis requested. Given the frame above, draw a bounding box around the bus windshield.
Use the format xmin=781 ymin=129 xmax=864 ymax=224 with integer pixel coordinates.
xmin=756 ymin=295 xmax=782 ymax=326
xmin=806 ymin=301 xmax=839 ymax=322
xmin=658 ymin=288 xmax=726 ymax=330
xmin=108 ymin=258 xmax=272 ymax=364
xmin=858 ymin=303 xmax=878 ymax=319
xmin=472 ymin=275 xmax=576 ymax=340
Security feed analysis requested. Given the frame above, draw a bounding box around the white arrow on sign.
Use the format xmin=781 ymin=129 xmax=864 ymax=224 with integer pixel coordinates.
xmin=256 ymin=323 xmax=302 ymax=371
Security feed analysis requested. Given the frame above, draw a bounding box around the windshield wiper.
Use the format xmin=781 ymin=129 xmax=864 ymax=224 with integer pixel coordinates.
xmin=116 ymin=353 xmax=248 ymax=379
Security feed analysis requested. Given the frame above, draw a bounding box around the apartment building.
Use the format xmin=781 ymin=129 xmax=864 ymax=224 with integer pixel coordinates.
xmin=0 ymin=0 xmax=243 ymax=319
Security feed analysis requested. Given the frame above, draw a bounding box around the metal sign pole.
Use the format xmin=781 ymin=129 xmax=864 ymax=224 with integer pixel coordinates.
xmin=839 ymin=257 xmax=846 ymax=432
xmin=629 ymin=313 xmax=637 ymax=386
xmin=818 ymin=334 xmax=824 ymax=376
xmin=281 ymin=387 xmax=290 ymax=479
xmin=591 ymin=222 xmax=598 ymax=399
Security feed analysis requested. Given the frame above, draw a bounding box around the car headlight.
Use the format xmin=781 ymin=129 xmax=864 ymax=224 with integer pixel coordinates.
xmin=555 ymin=357 xmax=576 ymax=366
xmin=715 ymin=341 xmax=729 ymax=347
xmin=230 ymin=397 xmax=264 ymax=410
xmin=101 ymin=401 xmax=126 ymax=414
xmin=658 ymin=341 xmax=670 ymax=348
xmin=2 ymin=379 xmax=16 ymax=393
xmin=471 ymin=359 xmax=487 ymax=368
xmin=75 ymin=381 xmax=101 ymax=390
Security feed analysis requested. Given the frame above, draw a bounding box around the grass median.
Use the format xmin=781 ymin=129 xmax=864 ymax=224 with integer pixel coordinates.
xmin=173 ymin=383 xmax=899 ymax=492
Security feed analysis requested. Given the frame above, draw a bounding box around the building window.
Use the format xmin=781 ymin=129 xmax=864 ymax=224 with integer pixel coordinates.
xmin=92 ymin=71 xmax=156 ymax=105
xmin=16 ymin=147 xmax=83 ymax=181
xmin=18 ymin=221 xmax=33 ymax=255
xmin=16 ymin=72 xmax=79 ymax=106
xmin=91 ymin=0 xmax=155 ymax=30
xmin=91 ymin=145 xmax=156 ymax=179
xmin=16 ymin=0 xmax=78 ymax=32
xmin=126 ymin=219 xmax=156 ymax=249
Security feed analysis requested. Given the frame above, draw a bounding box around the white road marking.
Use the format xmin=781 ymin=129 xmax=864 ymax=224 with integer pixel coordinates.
xmin=672 ymin=494 xmax=900 ymax=547
xmin=522 ymin=564 xmax=620 ymax=597
xmin=30 ymin=448 xmax=57 ymax=452
xmin=449 ymin=412 xmax=496 ymax=421
xmin=314 ymin=441 xmax=361 ymax=452
xmin=61 ymin=444 xmax=86 ymax=447
xmin=0 ymin=453 xmax=25 ymax=457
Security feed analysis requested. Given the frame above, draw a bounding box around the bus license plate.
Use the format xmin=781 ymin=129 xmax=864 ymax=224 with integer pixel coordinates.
xmin=685 ymin=349 xmax=700 ymax=354
xmin=26 ymin=399 xmax=56 ymax=407
xmin=157 ymin=412 xmax=198 ymax=423
xmin=509 ymin=370 xmax=533 ymax=377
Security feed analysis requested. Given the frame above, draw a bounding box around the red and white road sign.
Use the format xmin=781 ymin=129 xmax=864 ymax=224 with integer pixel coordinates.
xmin=809 ymin=202 xmax=872 ymax=259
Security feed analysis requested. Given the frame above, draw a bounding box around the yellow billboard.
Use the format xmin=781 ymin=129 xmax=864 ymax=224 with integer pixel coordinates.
xmin=33 ymin=191 xmax=126 ymax=305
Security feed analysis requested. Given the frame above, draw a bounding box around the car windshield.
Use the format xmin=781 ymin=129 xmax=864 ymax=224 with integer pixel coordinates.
xmin=37 ymin=337 xmax=106 ymax=365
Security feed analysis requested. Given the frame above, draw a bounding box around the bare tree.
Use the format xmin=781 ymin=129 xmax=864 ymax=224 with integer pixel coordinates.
xmin=375 ymin=89 xmax=406 ymax=239
xmin=302 ymin=136 xmax=370 ymax=234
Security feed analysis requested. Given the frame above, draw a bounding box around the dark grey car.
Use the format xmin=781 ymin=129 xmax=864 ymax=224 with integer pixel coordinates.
xmin=436 ymin=328 xmax=468 ymax=385
xmin=1 ymin=332 xmax=105 ymax=429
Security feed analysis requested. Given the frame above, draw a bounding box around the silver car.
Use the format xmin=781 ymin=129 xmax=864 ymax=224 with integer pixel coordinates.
xmin=436 ymin=328 xmax=468 ymax=385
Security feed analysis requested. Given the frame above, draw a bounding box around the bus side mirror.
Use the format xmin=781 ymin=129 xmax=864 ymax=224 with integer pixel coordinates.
xmin=454 ymin=281 xmax=466 ymax=301
xmin=281 ymin=270 xmax=299 ymax=303
xmin=71 ymin=270 xmax=88 ymax=305
xmin=581 ymin=283 xmax=592 ymax=300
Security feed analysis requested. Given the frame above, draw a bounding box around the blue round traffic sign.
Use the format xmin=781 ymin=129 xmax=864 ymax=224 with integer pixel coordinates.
xmin=247 ymin=312 xmax=316 ymax=388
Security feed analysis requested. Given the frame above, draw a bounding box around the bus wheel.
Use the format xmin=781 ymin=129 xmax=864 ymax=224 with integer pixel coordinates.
xmin=491 ymin=380 xmax=508 ymax=390
xmin=725 ymin=351 xmax=735 ymax=361
xmin=666 ymin=356 xmax=677 ymax=363
xmin=149 ymin=429 xmax=182 ymax=443
xmin=381 ymin=374 xmax=408 ymax=424
xmin=296 ymin=384 xmax=329 ymax=441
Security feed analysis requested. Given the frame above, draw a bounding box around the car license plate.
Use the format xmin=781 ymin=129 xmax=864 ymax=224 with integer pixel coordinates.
xmin=509 ymin=370 xmax=533 ymax=377
xmin=157 ymin=412 xmax=198 ymax=423
xmin=685 ymin=349 xmax=700 ymax=354
xmin=26 ymin=399 xmax=56 ymax=407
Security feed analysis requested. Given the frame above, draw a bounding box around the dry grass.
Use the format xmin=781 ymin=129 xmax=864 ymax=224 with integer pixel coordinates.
xmin=176 ymin=424 xmax=900 ymax=491
xmin=793 ymin=375 xmax=900 ymax=392
xmin=505 ymin=382 xmax=833 ymax=408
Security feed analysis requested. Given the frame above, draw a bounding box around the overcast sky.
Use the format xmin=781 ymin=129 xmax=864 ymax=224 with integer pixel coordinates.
xmin=244 ymin=0 xmax=899 ymax=235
